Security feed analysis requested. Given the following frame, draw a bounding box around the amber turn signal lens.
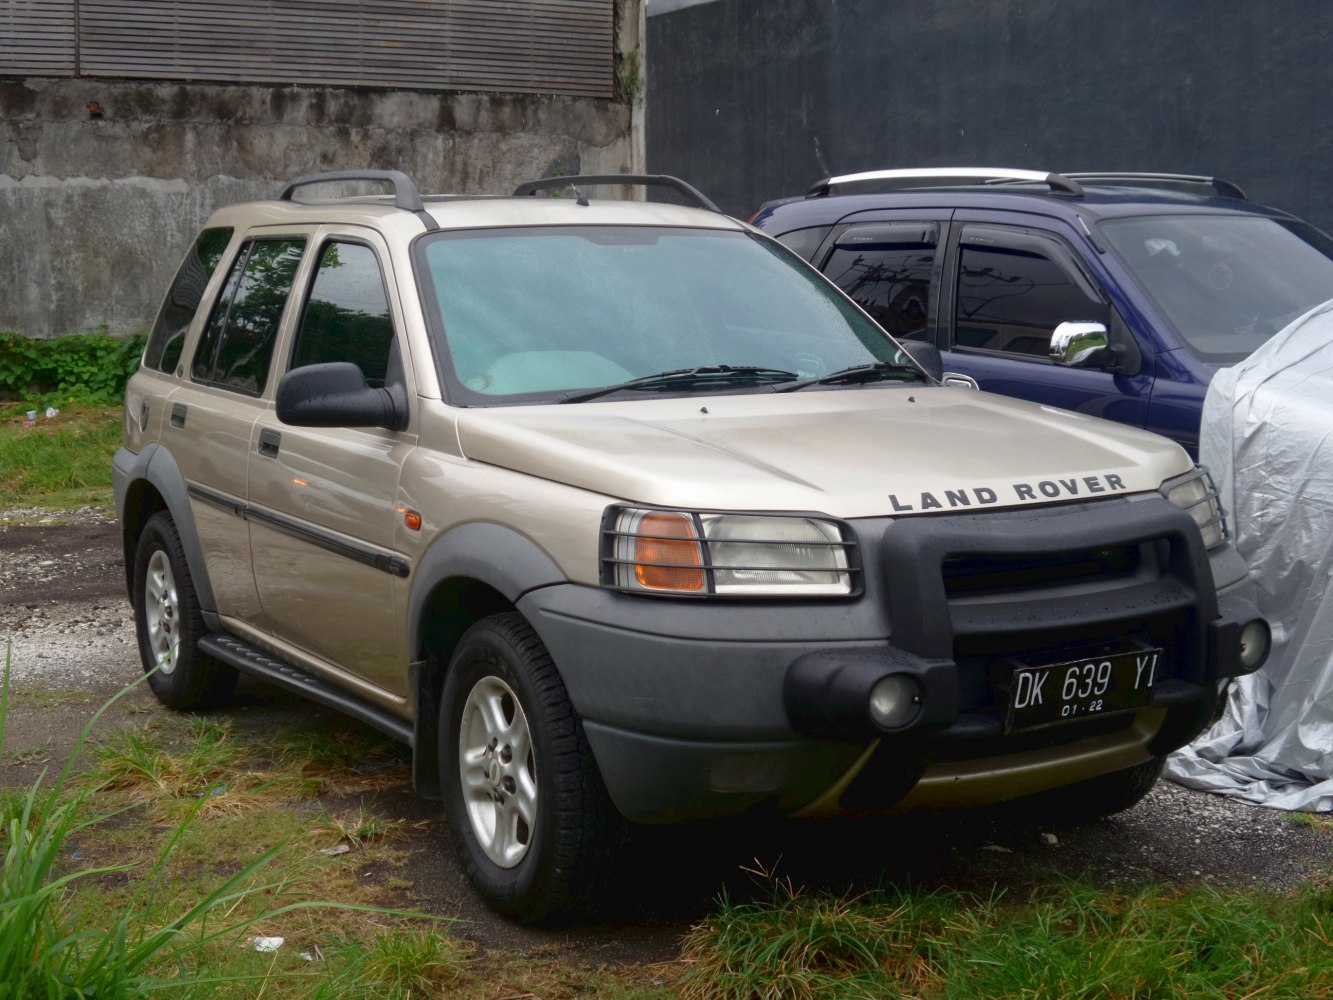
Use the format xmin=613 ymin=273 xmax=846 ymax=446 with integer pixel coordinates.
xmin=634 ymin=512 xmax=705 ymax=591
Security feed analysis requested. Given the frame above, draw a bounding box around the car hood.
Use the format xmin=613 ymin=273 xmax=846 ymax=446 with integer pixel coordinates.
xmin=454 ymin=387 xmax=1192 ymax=519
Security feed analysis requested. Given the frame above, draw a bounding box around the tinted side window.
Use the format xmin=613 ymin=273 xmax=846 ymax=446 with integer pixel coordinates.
xmin=144 ymin=227 xmax=234 ymax=374
xmin=954 ymin=243 xmax=1107 ymax=357
xmin=823 ymin=228 xmax=936 ymax=341
xmin=290 ymin=242 xmax=394 ymax=386
xmin=192 ymin=239 xmax=305 ymax=395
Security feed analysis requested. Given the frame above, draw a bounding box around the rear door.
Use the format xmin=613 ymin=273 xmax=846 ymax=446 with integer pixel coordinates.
xmin=167 ymin=232 xmax=310 ymax=622
xmin=939 ymin=220 xmax=1153 ymax=428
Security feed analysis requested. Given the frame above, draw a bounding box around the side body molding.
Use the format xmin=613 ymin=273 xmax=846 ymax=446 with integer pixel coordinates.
xmin=113 ymin=443 xmax=219 ymax=620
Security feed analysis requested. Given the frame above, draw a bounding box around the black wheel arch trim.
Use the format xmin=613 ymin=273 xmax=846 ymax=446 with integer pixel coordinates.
xmin=115 ymin=444 xmax=219 ymax=616
xmin=407 ymin=522 xmax=567 ymax=652
xmin=406 ymin=522 xmax=568 ymax=800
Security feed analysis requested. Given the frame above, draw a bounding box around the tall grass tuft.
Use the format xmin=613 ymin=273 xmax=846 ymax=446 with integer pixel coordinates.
xmin=312 ymin=928 xmax=474 ymax=998
xmin=678 ymin=871 xmax=1333 ymax=1000
xmin=678 ymin=874 xmax=947 ymax=1000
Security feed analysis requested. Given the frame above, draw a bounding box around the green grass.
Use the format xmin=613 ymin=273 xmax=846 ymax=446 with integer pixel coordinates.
xmin=678 ymin=878 xmax=1333 ymax=1000
xmin=1 ymin=648 xmax=664 ymax=998
xmin=0 ymin=405 xmax=121 ymax=510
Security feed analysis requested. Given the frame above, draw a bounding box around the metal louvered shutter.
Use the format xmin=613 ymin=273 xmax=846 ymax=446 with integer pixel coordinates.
xmin=0 ymin=0 xmax=77 ymax=76
xmin=75 ymin=0 xmax=615 ymax=98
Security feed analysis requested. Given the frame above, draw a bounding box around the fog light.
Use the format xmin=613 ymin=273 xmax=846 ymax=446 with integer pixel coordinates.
xmin=868 ymin=674 xmax=922 ymax=730
xmin=1239 ymin=619 xmax=1271 ymax=670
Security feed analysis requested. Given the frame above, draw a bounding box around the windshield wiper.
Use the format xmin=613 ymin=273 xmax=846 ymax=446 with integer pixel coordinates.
xmin=773 ymin=361 xmax=926 ymax=393
xmin=559 ymin=365 xmax=801 ymax=403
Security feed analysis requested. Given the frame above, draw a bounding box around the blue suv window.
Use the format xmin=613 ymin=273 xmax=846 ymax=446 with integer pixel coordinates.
xmin=954 ymin=232 xmax=1108 ymax=358
xmin=823 ymin=223 xmax=938 ymax=342
xmin=1101 ymin=214 xmax=1333 ymax=363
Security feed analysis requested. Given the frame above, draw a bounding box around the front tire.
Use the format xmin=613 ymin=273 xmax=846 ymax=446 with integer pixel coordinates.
xmin=132 ymin=511 xmax=236 ymax=710
xmin=440 ymin=612 xmax=614 ymax=923
xmin=1025 ymin=755 xmax=1165 ymax=826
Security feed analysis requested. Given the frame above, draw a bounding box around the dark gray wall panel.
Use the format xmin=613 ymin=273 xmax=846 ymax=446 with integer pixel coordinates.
xmin=1 ymin=0 xmax=614 ymax=97
xmin=647 ymin=0 xmax=1333 ymax=229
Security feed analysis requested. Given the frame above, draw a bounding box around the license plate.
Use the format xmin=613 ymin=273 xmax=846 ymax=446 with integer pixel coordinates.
xmin=1005 ymin=645 xmax=1162 ymax=733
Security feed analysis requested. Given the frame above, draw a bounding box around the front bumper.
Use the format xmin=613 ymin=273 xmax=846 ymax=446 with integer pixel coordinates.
xmin=520 ymin=496 xmax=1267 ymax=823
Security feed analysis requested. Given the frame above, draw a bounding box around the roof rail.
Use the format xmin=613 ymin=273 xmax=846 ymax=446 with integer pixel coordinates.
xmin=1058 ymin=172 xmax=1247 ymax=200
xmin=806 ymin=167 xmax=1085 ymax=198
xmin=514 ymin=173 xmax=723 ymax=213
xmin=277 ymin=170 xmax=438 ymax=228
xmin=279 ymin=170 xmax=425 ymax=210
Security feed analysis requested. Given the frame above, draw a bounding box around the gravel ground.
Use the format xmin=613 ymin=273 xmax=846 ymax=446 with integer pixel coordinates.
xmin=1 ymin=503 xmax=1329 ymax=960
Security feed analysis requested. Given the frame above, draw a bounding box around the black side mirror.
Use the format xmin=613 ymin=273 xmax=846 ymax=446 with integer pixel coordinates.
xmin=897 ymin=340 xmax=944 ymax=382
xmin=276 ymin=362 xmax=402 ymax=430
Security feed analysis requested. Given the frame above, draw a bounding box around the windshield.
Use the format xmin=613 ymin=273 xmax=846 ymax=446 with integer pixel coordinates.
xmin=416 ymin=226 xmax=907 ymax=403
xmin=1100 ymin=213 xmax=1333 ymax=363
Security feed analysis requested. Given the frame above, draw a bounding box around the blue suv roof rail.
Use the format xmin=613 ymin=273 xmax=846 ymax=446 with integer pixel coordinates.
xmin=1058 ymin=172 xmax=1247 ymax=200
xmin=805 ymin=167 xmax=1085 ymax=198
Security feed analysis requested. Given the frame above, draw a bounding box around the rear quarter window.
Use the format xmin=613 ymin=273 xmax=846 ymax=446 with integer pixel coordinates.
xmin=143 ymin=227 xmax=234 ymax=374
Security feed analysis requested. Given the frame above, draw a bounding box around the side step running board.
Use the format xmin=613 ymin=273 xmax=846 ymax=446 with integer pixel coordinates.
xmin=199 ymin=634 xmax=414 ymax=747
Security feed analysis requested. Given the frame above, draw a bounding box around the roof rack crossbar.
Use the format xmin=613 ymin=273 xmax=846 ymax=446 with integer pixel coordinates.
xmin=1058 ymin=172 xmax=1247 ymax=200
xmin=806 ymin=167 xmax=1085 ymax=198
xmin=278 ymin=170 xmax=426 ymax=212
xmin=513 ymin=174 xmax=723 ymax=213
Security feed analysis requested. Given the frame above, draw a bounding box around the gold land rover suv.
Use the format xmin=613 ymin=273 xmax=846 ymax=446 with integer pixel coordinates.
xmin=114 ymin=170 xmax=1270 ymax=922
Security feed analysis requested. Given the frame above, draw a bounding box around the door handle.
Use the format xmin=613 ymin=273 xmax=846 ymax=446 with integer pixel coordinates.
xmin=170 ymin=403 xmax=187 ymax=427
xmin=942 ymin=372 xmax=980 ymax=390
xmin=258 ymin=429 xmax=282 ymax=458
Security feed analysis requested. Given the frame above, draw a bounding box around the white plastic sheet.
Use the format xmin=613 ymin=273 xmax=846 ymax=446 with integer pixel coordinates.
xmin=1165 ymin=300 xmax=1333 ymax=811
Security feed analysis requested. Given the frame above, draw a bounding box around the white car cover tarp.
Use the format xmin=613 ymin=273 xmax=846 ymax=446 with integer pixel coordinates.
xmin=1165 ymin=300 xmax=1333 ymax=811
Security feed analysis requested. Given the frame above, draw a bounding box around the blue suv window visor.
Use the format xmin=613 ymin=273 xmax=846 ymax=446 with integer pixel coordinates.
xmin=834 ymin=222 xmax=939 ymax=249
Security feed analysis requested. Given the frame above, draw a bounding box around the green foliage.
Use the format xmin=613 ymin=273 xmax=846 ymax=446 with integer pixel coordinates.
xmin=619 ymin=49 xmax=644 ymax=104
xmin=0 ymin=330 xmax=147 ymax=406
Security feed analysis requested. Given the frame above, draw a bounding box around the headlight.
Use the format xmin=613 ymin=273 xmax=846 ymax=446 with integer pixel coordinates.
xmin=1161 ymin=467 xmax=1228 ymax=550
xmin=603 ymin=506 xmax=856 ymax=596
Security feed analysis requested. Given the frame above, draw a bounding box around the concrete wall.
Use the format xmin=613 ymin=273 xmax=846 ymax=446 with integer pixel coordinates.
xmin=1 ymin=4 xmax=640 ymax=338
xmin=646 ymin=0 xmax=1333 ymax=227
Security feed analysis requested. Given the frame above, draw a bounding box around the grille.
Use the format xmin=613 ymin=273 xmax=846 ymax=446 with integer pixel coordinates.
xmin=942 ymin=544 xmax=1142 ymax=598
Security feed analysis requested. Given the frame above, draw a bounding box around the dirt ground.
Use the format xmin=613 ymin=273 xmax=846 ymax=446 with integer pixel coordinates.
xmin=2 ymin=506 xmax=1331 ymax=965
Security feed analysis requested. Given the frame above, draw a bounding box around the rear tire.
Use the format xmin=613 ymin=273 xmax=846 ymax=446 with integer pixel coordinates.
xmin=440 ymin=612 xmax=615 ymax=923
xmin=132 ymin=511 xmax=236 ymax=710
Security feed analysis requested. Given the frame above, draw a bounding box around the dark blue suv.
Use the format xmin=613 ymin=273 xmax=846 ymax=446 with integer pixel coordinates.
xmin=750 ymin=169 xmax=1333 ymax=457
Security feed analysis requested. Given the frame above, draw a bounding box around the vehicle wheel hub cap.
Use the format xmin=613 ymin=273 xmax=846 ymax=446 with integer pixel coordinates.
xmin=459 ymin=676 xmax=536 ymax=868
xmin=143 ymin=549 xmax=179 ymax=675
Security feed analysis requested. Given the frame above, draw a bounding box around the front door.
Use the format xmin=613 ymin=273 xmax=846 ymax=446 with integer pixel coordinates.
xmin=939 ymin=222 xmax=1153 ymax=429
xmin=246 ymin=230 xmax=417 ymax=697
